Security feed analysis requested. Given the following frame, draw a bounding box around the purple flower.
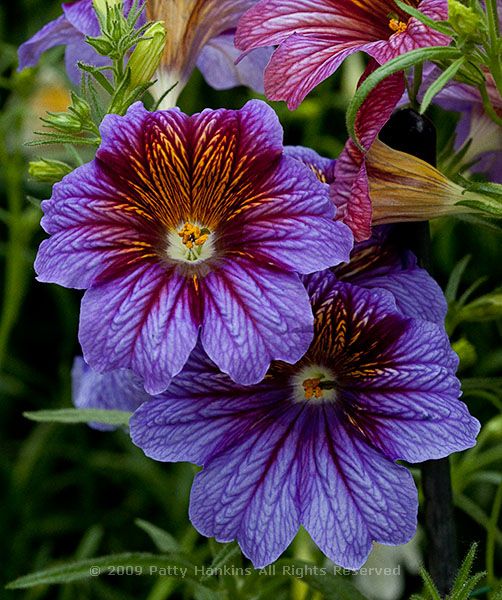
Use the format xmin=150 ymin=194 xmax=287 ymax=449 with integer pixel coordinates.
xmin=283 ymin=148 xmax=448 ymax=324
xmin=18 ymin=0 xmax=142 ymax=83
xmin=35 ymin=100 xmax=353 ymax=394
xmin=72 ymin=356 xmax=151 ymax=430
xmin=18 ymin=0 xmax=272 ymax=102
xmin=131 ymin=272 xmax=479 ymax=569
xmin=333 ymin=226 xmax=447 ymax=324
xmin=236 ymin=0 xmax=450 ymax=109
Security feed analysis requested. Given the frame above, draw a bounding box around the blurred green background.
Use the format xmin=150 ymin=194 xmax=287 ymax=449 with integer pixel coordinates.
xmin=1 ymin=2 xmax=501 ymax=599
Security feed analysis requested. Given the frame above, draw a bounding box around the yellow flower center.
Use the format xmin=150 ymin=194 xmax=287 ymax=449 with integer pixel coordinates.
xmin=302 ymin=377 xmax=324 ymax=400
xmin=178 ymin=222 xmax=210 ymax=251
xmin=389 ymin=18 xmax=408 ymax=33
xmin=292 ymin=366 xmax=338 ymax=404
xmin=167 ymin=221 xmax=215 ymax=264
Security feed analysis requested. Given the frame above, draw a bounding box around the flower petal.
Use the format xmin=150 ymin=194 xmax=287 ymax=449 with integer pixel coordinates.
xmin=197 ymin=32 xmax=272 ymax=93
xmin=200 ymin=257 xmax=313 ymax=384
xmin=80 ymin=264 xmax=199 ymax=394
xmin=18 ymin=15 xmax=78 ymax=71
xmin=62 ymin=0 xmax=101 ymax=36
xmin=189 ymin=404 xmax=303 ymax=567
xmin=72 ymin=357 xmax=151 ymax=431
xmin=131 ymin=345 xmax=282 ymax=464
xmin=302 ymin=412 xmax=418 ymax=569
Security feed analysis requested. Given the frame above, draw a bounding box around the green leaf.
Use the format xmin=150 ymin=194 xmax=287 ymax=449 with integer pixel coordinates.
xmin=135 ymin=519 xmax=180 ymax=553
xmin=449 ymin=543 xmax=477 ymax=598
xmin=394 ymin=0 xmax=453 ymax=35
xmin=23 ymin=408 xmax=132 ymax=426
xmin=418 ymin=565 xmax=441 ymax=600
xmin=420 ymin=57 xmax=465 ymax=113
xmin=445 ymin=255 xmax=471 ymax=303
xmin=6 ymin=553 xmax=198 ymax=589
xmin=346 ymin=46 xmax=462 ymax=147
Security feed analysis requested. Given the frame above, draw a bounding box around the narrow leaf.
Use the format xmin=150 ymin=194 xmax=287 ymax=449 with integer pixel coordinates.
xmin=135 ymin=519 xmax=180 ymax=553
xmin=23 ymin=408 xmax=132 ymax=426
xmin=394 ymin=0 xmax=453 ymax=35
xmin=445 ymin=256 xmax=471 ymax=303
xmin=420 ymin=57 xmax=465 ymax=113
xmin=346 ymin=47 xmax=462 ymax=147
xmin=6 ymin=553 xmax=198 ymax=589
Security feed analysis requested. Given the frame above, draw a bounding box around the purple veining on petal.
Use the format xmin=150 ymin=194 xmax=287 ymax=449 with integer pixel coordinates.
xmin=131 ymin=276 xmax=478 ymax=568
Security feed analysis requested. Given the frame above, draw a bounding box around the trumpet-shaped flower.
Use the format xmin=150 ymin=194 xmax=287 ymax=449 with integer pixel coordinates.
xmin=35 ymin=100 xmax=352 ymax=394
xmin=18 ymin=0 xmax=271 ymax=100
xmin=236 ymin=0 xmax=450 ymax=108
xmin=131 ymin=273 xmax=479 ymax=569
xmin=147 ymin=0 xmax=272 ymax=106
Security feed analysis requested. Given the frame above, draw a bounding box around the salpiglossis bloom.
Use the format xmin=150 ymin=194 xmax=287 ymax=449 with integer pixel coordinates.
xmin=236 ymin=0 xmax=450 ymax=108
xmin=131 ymin=272 xmax=479 ymax=569
xmin=35 ymin=100 xmax=352 ymax=394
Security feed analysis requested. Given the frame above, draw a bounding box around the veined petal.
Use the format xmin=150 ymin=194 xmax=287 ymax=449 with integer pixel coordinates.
xmin=131 ymin=346 xmax=282 ymax=464
xmin=333 ymin=65 xmax=405 ymax=240
xmin=302 ymin=412 xmax=417 ymax=570
xmin=189 ymin=404 xmax=303 ymax=568
xmin=197 ymin=33 xmax=272 ymax=93
xmin=18 ymin=15 xmax=79 ymax=71
xmin=334 ymin=228 xmax=448 ymax=324
xmin=72 ymin=357 xmax=151 ymax=431
xmin=200 ymin=257 xmax=313 ymax=384
xmin=264 ymin=35 xmax=362 ymax=109
xmin=80 ymin=264 xmax=199 ymax=394
xmin=236 ymin=0 xmax=387 ymax=52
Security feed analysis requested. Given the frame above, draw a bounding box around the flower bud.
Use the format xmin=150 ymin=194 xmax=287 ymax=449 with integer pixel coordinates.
xmin=448 ymin=0 xmax=485 ymax=40
xmin=127 ymin=22 xmax=167 ymax=89
xmin=93 ymin=0 xmax=122 ymax=21
xmin=451 ymin=337 xmax=477 ymax=371
xmin=29 ymin=159 xmax=73 ymax=184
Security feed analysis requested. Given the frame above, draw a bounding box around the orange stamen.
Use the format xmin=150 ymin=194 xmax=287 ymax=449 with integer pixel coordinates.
xmin=302 ymin=378 xmax=323 ymax=400
xmin=389 ymin=18 xmax=408 ymax=33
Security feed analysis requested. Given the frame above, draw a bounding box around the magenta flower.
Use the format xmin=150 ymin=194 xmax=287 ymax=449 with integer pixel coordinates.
xmin=35 ymin=100 xmax=352 ymax=394
xmin=131 ymin=272 xmax=479 ymax=568
xmin=236 ymin=0 xmax=450 ymax=108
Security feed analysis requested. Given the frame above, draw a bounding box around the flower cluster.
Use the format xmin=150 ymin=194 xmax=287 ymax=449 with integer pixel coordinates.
xmin=23 ymin=0 xmax=487 ymax=573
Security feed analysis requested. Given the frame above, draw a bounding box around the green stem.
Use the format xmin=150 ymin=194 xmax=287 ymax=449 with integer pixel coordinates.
xmin=478 ymin=82 xmax=502 ymax=127
xmin=0 ymin=141 xmax=28 ymax=370
xmin=486 ymin=481 xmax=502 ymax=590
xmin=484 ymin=0 xmax=502 ymax=96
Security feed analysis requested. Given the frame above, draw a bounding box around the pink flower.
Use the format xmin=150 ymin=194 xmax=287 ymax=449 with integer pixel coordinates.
xmin=236 ymin=0 xmax=450 ymax=108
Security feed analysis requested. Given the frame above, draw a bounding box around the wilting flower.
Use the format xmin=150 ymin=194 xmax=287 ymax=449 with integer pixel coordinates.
xmin=18 ymin=0 xmax=271 ymax=103
xmin=131 ymin=272 xmax=479 ymax=569
xmin=35 ymin=100 xmax=352 ymax=394
xmin=72 ymin=356 xmax=151 ymax=430
xmin=18 ymin=0 xmax=143 ymax=83
xmin=236 ymin=0 xmax=450 ymax=108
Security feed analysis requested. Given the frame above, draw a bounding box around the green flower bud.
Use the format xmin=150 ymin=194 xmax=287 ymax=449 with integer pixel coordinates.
xmin=93 ymin=0 xmax=122 ymax=21
xmin=127 ymin=22 xmax=167 ymax=90
xmin=457 ymin=292 xmax=502 ymax=322
xmin=29 ymin=160 xmax=73 ymax=184
xmin=452 ymin=337 xmax=477 ymax=371
xmin=448 ymin=0 xmax=485 ymax=39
